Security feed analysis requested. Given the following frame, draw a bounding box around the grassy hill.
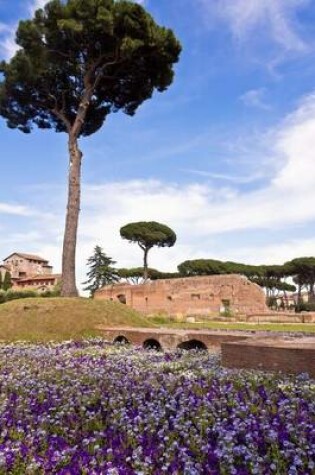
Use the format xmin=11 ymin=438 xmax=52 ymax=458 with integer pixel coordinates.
xmin=0 ymin=298 xmax=151 ymax=342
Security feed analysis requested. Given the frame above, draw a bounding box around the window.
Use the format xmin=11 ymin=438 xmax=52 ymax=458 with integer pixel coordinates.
xmin=191 ymin=293 xmax=201 ymax=301
xmin=220 ymin=299 xmax=231 ymax=315
xmin=117 ymin=294 xmax=127 ymax=305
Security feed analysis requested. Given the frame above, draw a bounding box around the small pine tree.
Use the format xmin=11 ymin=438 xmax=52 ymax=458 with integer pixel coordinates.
xmin=83 ymin=246 xmax=119 ymax=296
xmin=0 ymin=272 xmax=3 ymax=290
xmin=2 ymin=271 xmax=12 ymax=291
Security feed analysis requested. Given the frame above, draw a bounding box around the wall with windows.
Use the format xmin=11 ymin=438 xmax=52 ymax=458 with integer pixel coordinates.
xmin=95 ymin=274 xmax=267 ymax=317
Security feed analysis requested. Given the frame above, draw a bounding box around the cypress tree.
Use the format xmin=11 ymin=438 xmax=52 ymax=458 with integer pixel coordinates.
xmin=3 ymin=271 xmax=12 ymax=291
xmin=83 ymin=246 xmax=119 ymax=297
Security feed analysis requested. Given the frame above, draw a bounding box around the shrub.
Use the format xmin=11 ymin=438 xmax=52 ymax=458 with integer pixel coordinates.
xmin=295 ymin=301 xmax=315 ymax=313
xmin=0 ymin=291 xmax=6 ymax=304
xmin=41 ymin=288 xmax=61 ymax=298
xmin=0 ymin=288 xmax=61 ymax=304
xmin=5 ymin=290 xmax=38 ymax=301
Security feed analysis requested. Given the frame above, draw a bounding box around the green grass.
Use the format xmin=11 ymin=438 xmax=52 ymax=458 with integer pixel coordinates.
xmin=149 ymin=316 xmax=315 ymax=333
xmin=0 ymin=298 xmax=151 ymax=342
xmin=1 ymin=298 xmax=314 ymax=342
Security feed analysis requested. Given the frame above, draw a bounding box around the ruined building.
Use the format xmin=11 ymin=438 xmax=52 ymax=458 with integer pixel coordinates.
xmin=95 ymin=274 xmax=268 ymax=317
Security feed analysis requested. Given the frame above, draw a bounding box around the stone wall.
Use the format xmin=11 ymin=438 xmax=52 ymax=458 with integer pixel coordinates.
xmin=96 ymin=327 xmax=251 ymax=350
xmin=221 ymin=337 xmax=315 ymax=378
xmin=246 ymin=312 xmax=315 ymax=324
xmin=95 ymin=274 xmax=268 ymax=317
xmin=3 ymin=254 xmax=51 ymax=279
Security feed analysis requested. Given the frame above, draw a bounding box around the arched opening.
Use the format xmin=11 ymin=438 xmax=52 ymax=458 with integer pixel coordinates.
xmin=143 ymin=338 xmax=162 ymax=351
xmin=177 ymin=340 xmax=208 ymax=351
xmin=117 ymin=294 xmax=126 ymax=304
xmin=113 ymin=335 xmax=130 ymax=345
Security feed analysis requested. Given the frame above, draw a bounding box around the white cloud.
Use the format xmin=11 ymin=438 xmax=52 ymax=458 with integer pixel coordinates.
xmin=220 ymin=237 xmax=315 ymax=266
xmin=2 ymin=91 xmax=315 ymax=292
xmin=0 ymin=203 xmax=35 ymax=216
xmin=71 ymin=90 xmax=315 ymax=282
xmin=0 ymin=1 xmax=49 ymax=60
xmin=0 ymin=0 xmax=148 ymax=60
xmin=0 ymin=22 xmax=18 ymax=60
xmin=0 ymin=23 xmax=9 ymax=34
xmin=200 ymin=0 xmax=309 ymax=53
xmin=239 ymin=88 xmax=271 ymax=110
xmin=28 ymin=0 xmax=49 ymax=16
xmin=183 ymin=169 xmax=263 ymax=184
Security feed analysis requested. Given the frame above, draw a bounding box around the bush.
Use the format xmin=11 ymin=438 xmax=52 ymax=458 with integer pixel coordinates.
xmin=266 ymin=296 xmax=278 ymax=310
xmin=5 ymin=290 xmax=38 ymax=302
xmin=295 ymin=302 xmax=315 ymax=313
xmin=0 ymin=288 xmax=61 ymax=304
xmin=41 ymin=288 xmax=61 ymax=298
xmin=0 ymin=291 xmax=6 ymax=304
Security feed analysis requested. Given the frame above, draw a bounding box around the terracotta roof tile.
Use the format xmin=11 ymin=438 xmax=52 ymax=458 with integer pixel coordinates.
xmin=3 ymin=253 xmax=48 ymax=263
xmin=18 ymin=274 xmax=61 ymax=283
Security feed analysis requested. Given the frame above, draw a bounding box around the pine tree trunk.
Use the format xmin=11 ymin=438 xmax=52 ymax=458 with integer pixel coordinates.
xmin=61 ymin=134 xmax=82 ymax=297
xmin=143 ymin=248 xmax=149 ymax=282
xmin=298 ymin=284 xmax=302 ymax=304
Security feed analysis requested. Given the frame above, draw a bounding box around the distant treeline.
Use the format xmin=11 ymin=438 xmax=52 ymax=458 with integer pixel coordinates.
xmin=0 ymin=288 xmax=60 ymax=304
xmin=118 ymin=257 xmax=315 ymax=305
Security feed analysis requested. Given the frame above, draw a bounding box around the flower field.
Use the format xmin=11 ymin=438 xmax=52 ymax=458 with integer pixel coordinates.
xmin=0 ymin=340 xmax=314 ymax=474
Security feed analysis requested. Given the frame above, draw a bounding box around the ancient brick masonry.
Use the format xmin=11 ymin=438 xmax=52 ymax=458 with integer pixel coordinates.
xmin=95 ymin=274 xmax=268 ymax=316
xmin=221 ymin=337 xmax=315 ymax=378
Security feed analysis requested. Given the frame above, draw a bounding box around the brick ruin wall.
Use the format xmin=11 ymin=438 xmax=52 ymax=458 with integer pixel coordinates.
xmin=221 ymin=338 xmax=315 ymax=378
xmin=95 ymin=274 xmax=268 ymax=317
xmin=97 ymin=327 xmax=251 ymax=349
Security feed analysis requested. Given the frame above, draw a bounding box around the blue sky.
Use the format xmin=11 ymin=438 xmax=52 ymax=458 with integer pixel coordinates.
xmin=1 ymin=0 xmax=315 ymax=290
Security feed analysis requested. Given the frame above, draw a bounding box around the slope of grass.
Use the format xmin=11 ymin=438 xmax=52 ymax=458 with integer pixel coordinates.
xmin=0 ymin=298 xmax=151 ymax=342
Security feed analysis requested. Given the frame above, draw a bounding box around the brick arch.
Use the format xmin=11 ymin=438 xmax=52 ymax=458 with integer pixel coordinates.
xmin=143 ymin=338 xmax=163 ymax=351
xmin=113 ymin=335 xmax=130 ymax=345
xmin=177 ymin=339 xmax=208 ymax=351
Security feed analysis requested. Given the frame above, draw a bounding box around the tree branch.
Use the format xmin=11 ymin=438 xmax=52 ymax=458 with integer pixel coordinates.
xmin=49 ymin=93 xmax=71 ymax=132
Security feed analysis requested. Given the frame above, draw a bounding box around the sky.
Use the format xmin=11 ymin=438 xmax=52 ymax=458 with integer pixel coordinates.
xmin=1 ymin=0 xmax=315 ymax=292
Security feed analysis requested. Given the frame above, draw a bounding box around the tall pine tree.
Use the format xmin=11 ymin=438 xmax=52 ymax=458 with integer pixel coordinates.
xmin=3 ymin=271 xmax=12 ymax=291
xmin=0 ymin=0 xmax=181 ymax=297
xmin=83 ymin=246 xmax=119 ymax=296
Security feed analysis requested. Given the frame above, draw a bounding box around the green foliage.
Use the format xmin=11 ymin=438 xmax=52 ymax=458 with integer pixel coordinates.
xmin=266 ymin=296 xmax=278 ymax=310
xmin=118 ymin=267 xmax=157 ymax=284
xmin=0 ymin=290 xmax=6 ymax=304
xmin=120 ymin=221 xmax=176 ymax=280
xmin=0 ymin=287 xmax=61 ymax=304
xmin=5 ymin=289 xmax=38 ymax=301
xmin=295 ymin=301 xmax=315 ymax=313
xmin=285 ymin=257 xmax=315 ymax=287
xmin=0 ymin=0 xmax=181 ymax=136
xmin=118 ymin=267 xmax=179 ymax=284
xmin=0 ymin=0 xmax=181 ymax=297
xmin=0 ymin=298 xmax=150 ymax=341
xmin=83 ymin=246 xmax=119 ymax=296
xmin=0 ymin=272 xmax=3 ymax=290
xmin=120 ymin=221 xmax=176 ymax=250
xmin=150 ymin=271 xmax=180 ymax=280
xmin=2 ymin=271 xmax=12 ymax=291
xmin=41 ymin=287 xmax=61 ymax=298
xmin=178 ymin=259 xmax=228 ymax=276
xmin=0 ymin=289 xmax=38 ymax=303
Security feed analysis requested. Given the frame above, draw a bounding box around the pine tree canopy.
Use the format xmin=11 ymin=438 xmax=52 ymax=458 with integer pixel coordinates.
xmin=0 ymin=0 xmax=182 ymax=137
xmin=83 ymin=246 xmax=119 ymax=295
